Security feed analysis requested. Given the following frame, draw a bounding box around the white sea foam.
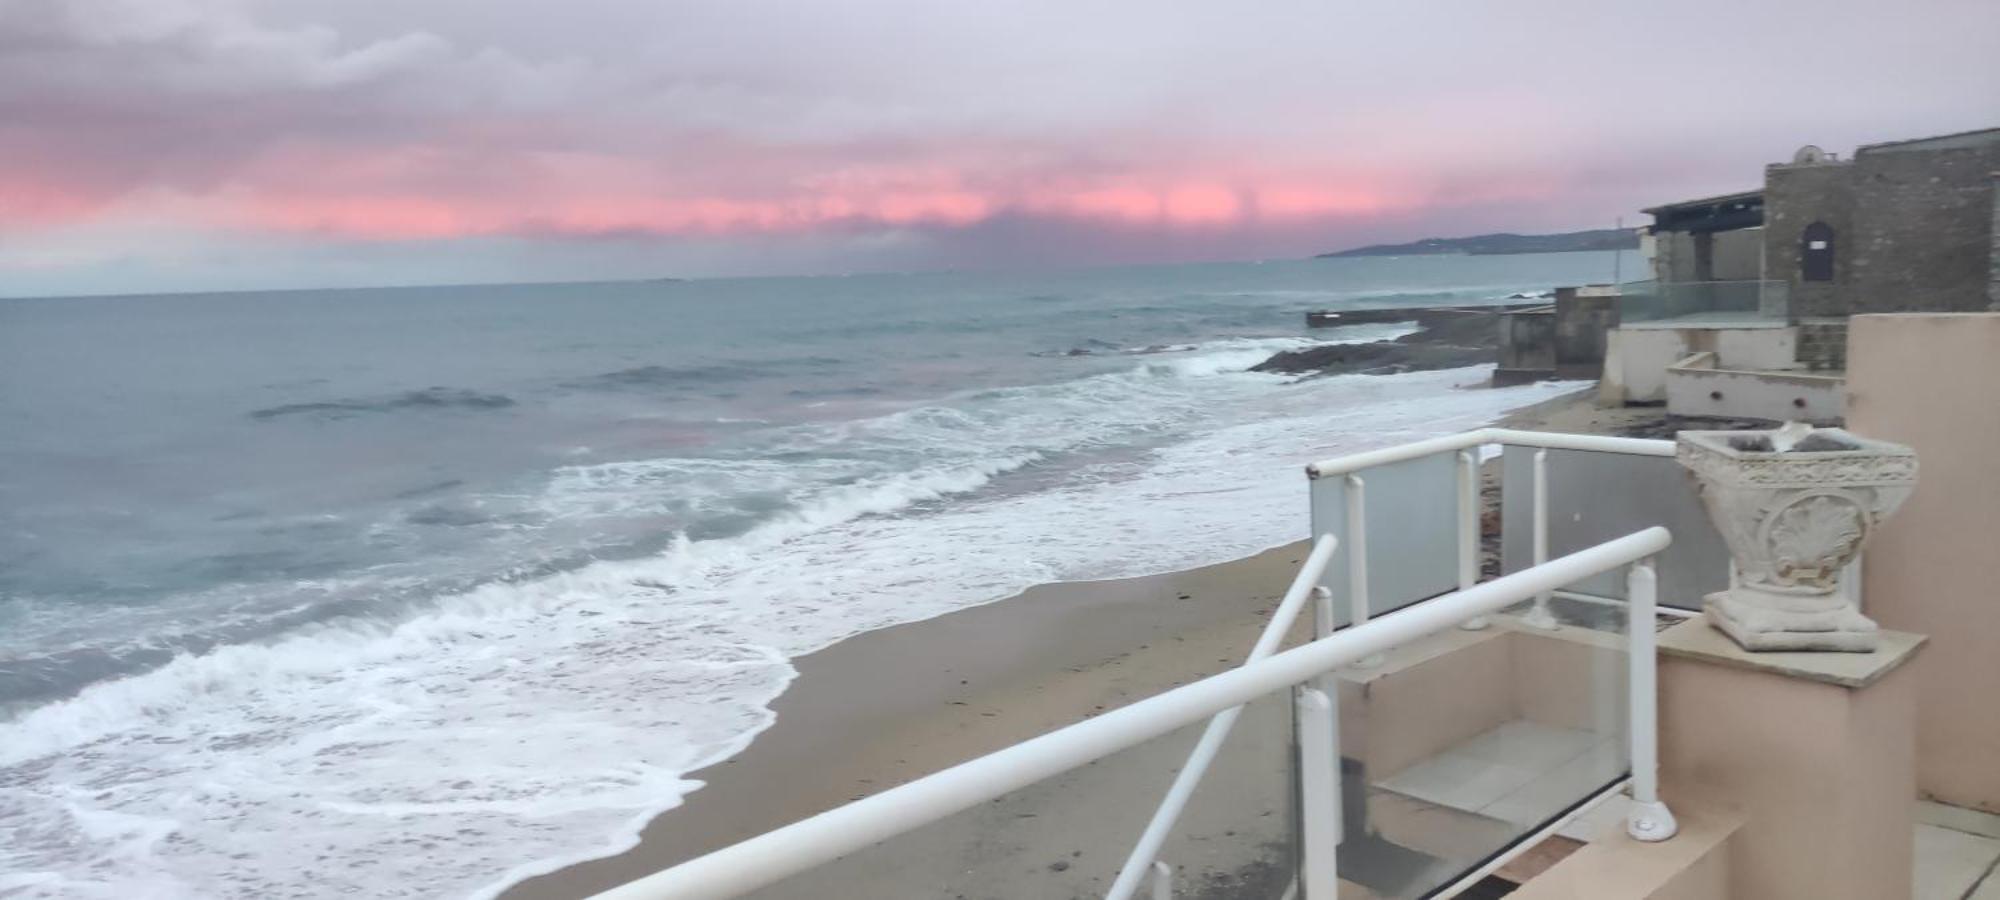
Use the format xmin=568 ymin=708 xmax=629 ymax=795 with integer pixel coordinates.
xmin=0 ymin=335 xmax=1580 ymax=899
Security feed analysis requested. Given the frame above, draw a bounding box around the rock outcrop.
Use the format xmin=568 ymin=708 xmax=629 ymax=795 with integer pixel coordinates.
xmin=1251 ymin=311 xmax=1501 ymax=377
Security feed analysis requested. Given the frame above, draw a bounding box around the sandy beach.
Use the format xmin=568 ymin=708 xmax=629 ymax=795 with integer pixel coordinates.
xmin=505 ymin=542 xmax=1318 ymax=899
xmin=504 ymin=387 xmax=1656 ymax=900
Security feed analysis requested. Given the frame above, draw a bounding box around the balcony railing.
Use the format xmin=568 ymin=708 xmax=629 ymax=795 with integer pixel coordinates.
xmin=1616 ymin=279 xmax=1789 ymax=323
xmin=589 ymin=430 xmax=1689 ymax=900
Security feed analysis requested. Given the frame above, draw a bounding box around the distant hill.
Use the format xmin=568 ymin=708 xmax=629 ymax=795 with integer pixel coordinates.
xmin=1316 ymin=228 xmax=1639 ymax=258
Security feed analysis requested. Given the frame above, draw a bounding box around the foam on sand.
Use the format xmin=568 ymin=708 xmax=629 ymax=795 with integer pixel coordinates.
xmin=0 ymin=339 xmax=1579 ymax=898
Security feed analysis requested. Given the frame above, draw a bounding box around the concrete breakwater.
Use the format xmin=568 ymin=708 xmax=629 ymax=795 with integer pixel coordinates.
xmin=1303 ymin=300 xmax=1548 ymax=329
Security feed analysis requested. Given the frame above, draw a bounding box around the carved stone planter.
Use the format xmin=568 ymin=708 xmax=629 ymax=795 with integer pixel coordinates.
xmin=1677 ymin=427 xmax=1917 ymax=652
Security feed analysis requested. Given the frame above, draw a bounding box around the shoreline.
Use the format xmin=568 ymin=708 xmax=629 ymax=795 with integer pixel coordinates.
xmin=502 ymin=386 xmax=1629 ymax=899
xmin=501 ymin=541 xmax=1315 ymax=899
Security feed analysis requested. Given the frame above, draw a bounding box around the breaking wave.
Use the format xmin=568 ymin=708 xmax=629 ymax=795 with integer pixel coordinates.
xmin=2 ymin=332 xmax=1581 ymax=899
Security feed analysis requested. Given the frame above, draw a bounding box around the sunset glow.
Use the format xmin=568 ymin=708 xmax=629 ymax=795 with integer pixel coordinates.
xmin=2 ymin=0 xmax=1995 ymax=294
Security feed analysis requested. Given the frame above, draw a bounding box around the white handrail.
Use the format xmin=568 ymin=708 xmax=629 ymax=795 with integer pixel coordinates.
xmin=1625 ymin=560 xmax=1678 ymax=842
xmin=1102 ymin=533 xmax=1341 ymax=900
xmin=1522 ymin=448 xmax=1560 ymax=630
xmin=1303 ymin=427 xmax=1671 ymax=480
xmin=1343 ymin=474 xmax=1382 ymax=668
xmin=1456 ymin=449 xmax=1488 ymax=631
xmin=590 ymin=527 xmax=1673 ymax=900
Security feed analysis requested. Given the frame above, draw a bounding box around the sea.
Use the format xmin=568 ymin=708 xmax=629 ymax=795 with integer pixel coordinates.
xmin=0 ymin=252 xmax=1616 ymax=897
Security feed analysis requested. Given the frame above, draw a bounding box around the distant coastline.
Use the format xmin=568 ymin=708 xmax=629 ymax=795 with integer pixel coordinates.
xmin=1316 ymin=227 xmax=1638 ymax=259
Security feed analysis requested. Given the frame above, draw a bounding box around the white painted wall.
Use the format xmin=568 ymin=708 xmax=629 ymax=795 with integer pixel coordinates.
xmin=1605 ymin=329 xmax=1685 ymax=402
xmin=1603 ymin=326 xmax=1800 ymax=404
xmin=1714 ymin=328 xmax=1798 ymax=369
xmin=1665 ymin=358 xmax=1843 ymax=421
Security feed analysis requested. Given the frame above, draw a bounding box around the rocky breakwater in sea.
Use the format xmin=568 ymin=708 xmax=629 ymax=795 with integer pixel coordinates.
xmin=1251 ymin=309 xmax=1501 ymax=377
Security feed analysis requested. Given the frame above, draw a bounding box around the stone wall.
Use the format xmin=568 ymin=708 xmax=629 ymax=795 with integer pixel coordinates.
xmin=1763 ymin=159 xmax=1857 ymax=318
xmin=1765 ymin=139 xmax=2000 ymax=318
xmin=1651 ymin=228 xmax=1762 ymax=283
xmin=1991 ymin=174 xmax=2000 ymax=309
xmin=1553 ymin=292 xmax=1618 ymax=376
xmin=1496 ymin=308 xmax=1556 ymax=376
xmin=1709 ymin=227 xmax=1764 ymax=280
xmin=1796 ymin=319 xmax=1849 ymax=371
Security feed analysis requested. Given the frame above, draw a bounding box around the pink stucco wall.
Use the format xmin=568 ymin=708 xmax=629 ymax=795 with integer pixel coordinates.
xmin=1847 ymin=313 xmax=2000 ymax=812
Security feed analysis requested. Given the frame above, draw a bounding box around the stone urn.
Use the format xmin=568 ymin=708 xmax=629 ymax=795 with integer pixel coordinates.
xmin=1676 ymin=425 xmax=1917 ymax=652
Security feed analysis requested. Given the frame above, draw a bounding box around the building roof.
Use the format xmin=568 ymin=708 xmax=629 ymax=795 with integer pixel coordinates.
xmin=1640 ymin=190 xmax=1763 ymax=216
xmin=1642 ymin=190 xmax=1764 ymax=234
xmin=1857 ymin=126 xmax=2000 ymax=155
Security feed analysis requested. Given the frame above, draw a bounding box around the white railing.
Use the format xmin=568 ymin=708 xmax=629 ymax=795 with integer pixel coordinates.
xmin=1309 ymin=430 xmax=1670 ymax=637
xmin=1308 ymin=427 xmax=1683 ymax=619
xmin=1114 ymin=428 xmax=1681 ymax=899
xmin=1302 ymin=428 xmax=1673 ymax=481
xmin=589 ymin=526 xmax=1675 ymax=900
xmin=1103 ymin=533 xmax=1340 ymax=900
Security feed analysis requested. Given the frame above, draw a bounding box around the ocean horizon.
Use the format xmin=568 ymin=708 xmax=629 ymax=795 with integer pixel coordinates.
xmin=0 ymin=252 xmax=1612 ymax=897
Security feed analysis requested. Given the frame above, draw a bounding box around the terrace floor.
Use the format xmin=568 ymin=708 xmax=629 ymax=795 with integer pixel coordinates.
xmin=1343 ymin=608 xmax=2000 ymax=899
xmin=1915 ymin=802 xmax=2000 ymax=899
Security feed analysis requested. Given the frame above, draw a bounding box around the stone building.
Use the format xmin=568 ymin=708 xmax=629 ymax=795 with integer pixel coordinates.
xmin=1602 ymin=125 xmax=2000 ymax=414
xmin=1991 ymin=172 xmax=2000 ymax=309
xmin=1762 ymin=128 xmax=2000 ymax=366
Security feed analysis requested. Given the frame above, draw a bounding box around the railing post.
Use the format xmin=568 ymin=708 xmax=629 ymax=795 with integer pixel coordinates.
xmin=1625 ymin=559 xmax=1678 ymax=842
xmin=1150 ymin=860 xmax=1172 ymax=900
xmin=1297 ymin=686 xmax=1341 ymax=900
xmin=1522 ymin=449 xmax=1559 ymax=630
xmin=1311 ymin=586 xmax=1346 ymax=701
xmin=1104 ymin=536 xmax=1339 ymax=900
xmin=1344 ymin=475 xmax=1381 ymax=667
xmin=1457 ymin=450 xmax=1489 ymax=630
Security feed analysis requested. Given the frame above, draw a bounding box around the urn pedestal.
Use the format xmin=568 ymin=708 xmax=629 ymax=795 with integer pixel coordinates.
xmin=1676 ymin=427 xmax=1918 ymax=652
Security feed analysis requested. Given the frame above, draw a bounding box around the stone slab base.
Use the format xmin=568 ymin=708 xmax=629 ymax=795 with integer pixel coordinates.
xmin=1705 ymin=591 xmax=1879 ymax=652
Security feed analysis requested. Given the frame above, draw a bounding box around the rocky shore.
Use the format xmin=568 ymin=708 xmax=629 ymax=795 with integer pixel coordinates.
xmin=1252 ymin=309 xmax=1504 ymax=377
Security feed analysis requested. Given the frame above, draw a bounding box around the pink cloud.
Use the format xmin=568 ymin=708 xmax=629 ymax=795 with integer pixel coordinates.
xmin=109 ymin=134 xmax=1444 ymax=242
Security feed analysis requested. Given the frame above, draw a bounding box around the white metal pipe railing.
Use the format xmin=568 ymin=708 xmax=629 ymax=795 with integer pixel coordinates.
xmin=1296 ymin=686 xmax=1340 ymax=900
xmin=1344 ymin=475 xmax=1368 ymax=632
xmin=1522 ymin=448 xmax=1560 ymax=630
xmin=1303 ymin=427 xmax=1671 ymax=481
xmin=1102 ymin=533 xmax=1341 ymax=900
xmin=1305 ymin=427 xmax=1677 ymax=632
xmin=1456 ymin=450 xmax=1488 ymax=630
xmin=1484 ymin=427 xmax=1675 ymax=458
xmin=1342 ymin=475 xmax=1382 ymax=669
xmin=1625 ymin=559 xmax=1678 ymax=842
xmin=591 ymin=527 xmax=1674 ymax=900
xmin=1311 ymin=585 xmax=1341 ymax=700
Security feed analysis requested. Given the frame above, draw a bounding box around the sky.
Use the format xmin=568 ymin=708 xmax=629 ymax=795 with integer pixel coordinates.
xmin=1 ymin=0 xmax=1997 ymax=296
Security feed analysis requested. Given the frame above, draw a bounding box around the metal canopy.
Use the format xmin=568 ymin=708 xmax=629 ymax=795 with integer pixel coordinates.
xmin=1642 ymin=190 xmax=1764 ymax=234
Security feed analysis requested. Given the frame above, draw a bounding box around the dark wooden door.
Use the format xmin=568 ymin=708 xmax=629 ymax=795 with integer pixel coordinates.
xmin=1801 ymin=222 xmax=1835 ymax=282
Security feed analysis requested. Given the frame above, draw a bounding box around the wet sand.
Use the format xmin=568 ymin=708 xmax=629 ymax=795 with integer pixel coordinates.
xmin=1493 ymin=386 xmax=1661 ymax=435
xmin=504 ymin=542 xmax=1315 ymax=899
